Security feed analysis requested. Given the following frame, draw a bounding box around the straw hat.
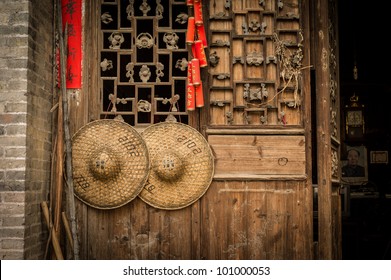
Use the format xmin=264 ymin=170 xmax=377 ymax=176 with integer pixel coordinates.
xmin=71 ymin=119 xmax=150 ymax=209
xmin=139 ymin=120 xmax=214 ymax=210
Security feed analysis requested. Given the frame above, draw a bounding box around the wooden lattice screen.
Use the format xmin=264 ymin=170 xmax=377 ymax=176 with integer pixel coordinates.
xmin=207 ymin=0 xmax=303 ymax=126
xmin=99 ymin=0 xmax=190 ymax=126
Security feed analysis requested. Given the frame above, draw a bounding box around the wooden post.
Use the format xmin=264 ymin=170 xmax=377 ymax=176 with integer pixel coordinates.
xmin=57 ymin=0 xmax=80 ymax=260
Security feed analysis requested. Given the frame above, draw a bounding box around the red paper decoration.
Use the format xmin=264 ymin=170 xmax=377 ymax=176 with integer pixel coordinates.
xmin=194 ymin=40 xmax=208 ymax=67
xmin=191 ymin=58 xmax=201 ymax=86
xmin=61 ymin=0 xmax=82 ymax=89
xmin=193 ymin=1 xmax=203 ymax=26
xmin=196 ymin=24 xmax=208 ymax=48
xmin=187 ymin=84 xmax=196 ymax=111
xmin=187 ymin=60 xmax=193 ymax=84
xmin=186 ymin=17 xmax=195 ymax=44
xmin=186 ymin=0 xmax=207 ymax=109
xmin=195 ymin=82 xmax=204 ymax=107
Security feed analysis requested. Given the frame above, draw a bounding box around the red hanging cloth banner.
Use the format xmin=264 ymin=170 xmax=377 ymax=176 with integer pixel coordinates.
xmin=62 ymin=0 xmax=82 ymax=89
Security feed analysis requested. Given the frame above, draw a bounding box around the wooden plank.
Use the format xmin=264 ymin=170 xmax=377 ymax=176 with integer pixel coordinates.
xmin=225 ymin=181 xmax=248 ymax=259
xmin=332 ymin=184 xmax=342 ymax=259
xmin=200 ymin=180 xmax=311 ymax=259
xmin=200 ymin=181 xmax=227 ymax=259
xmin=168 ymin=208 xmax=193 ymax=259
xmin=86 ymin=208 xmax=110 ymax=259
xmin=129 ymin=198 xmax=150 ymax=259
xmin=147 ymin=206 xmax=171 ymax=259
xmin=107 ymin=205 xmax=131 ymax=259
xmin=246 ymin=181 xmax=268 ymax=259
xmin=209 ymin=135 xmax=306 ymax=176
xmin=298 ymin=0 xmax=315 ymax=260
xmin=191 ymin=200 xmax=201 ymax=259
xmin=75 ymin=200 xmax=87 ymax=259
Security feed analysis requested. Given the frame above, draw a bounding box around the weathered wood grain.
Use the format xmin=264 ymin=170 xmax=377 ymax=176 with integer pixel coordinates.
xmin=209 ymin=135 xmax=306 ymax=177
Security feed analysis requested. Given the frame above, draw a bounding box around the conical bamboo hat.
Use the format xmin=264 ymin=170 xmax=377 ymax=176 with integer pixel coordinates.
xmin=71 ymin=119 xmax=150 ymax=209
xmin=139 ymin=121 xmax=214 ymax=210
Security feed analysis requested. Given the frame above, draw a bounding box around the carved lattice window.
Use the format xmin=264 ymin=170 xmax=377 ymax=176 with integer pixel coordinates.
xmin=99 ymin=0 xmax=190 ymax=126
xmin=208 ymin=0 xmax=303 ymax=126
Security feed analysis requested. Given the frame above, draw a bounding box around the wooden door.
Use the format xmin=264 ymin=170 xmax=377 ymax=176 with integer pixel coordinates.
xmin=313 ymin=0 xmax=342 ymax=259
xmin=73 ymin=0 xmax=320 ymax=260
xmin=200 ymin=0 xmax=313 ymax=259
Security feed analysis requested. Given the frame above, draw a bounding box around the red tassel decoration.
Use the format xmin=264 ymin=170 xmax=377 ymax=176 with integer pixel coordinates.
xmin=195 ymin=81 xmax=204 ymax=107
xmin=186 ymin=17 xmax=195 ymax=45
xmin=191 ymin=58 xmax=201 ymax=86
xmin=187 ymin=0 xmax=194 ymax=6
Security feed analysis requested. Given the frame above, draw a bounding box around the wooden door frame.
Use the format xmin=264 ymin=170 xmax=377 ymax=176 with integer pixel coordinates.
xmin=312 ymin=0 xmax=342 ymax=259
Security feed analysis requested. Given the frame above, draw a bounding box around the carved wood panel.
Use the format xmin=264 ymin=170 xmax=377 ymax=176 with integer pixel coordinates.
xmin=99 ymin=0 xmax=190 ymax=126
xmin=328 ymin=0 xmax=340 ymax=182
xmin=207 ymin=0 xmax=303 ymax=126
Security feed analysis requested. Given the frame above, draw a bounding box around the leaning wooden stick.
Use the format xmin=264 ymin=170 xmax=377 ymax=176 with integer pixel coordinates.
xmin=41 ymin=201 xmax=64 ymax=260
xmin=53 ymin=75 xmax=64 ymax=247
xmin=62 ymin=211 xmax=74 ymax=251
xmin=57 ymin=0 xmax=80 ymax=260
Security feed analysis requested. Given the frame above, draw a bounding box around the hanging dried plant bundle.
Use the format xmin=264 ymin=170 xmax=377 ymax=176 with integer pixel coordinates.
xmin=273 ymin=32 xmax=305 ymax=108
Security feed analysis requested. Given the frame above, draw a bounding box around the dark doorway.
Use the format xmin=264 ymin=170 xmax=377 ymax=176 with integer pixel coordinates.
xmin=338 ymin=0 xmax=391 ymax=260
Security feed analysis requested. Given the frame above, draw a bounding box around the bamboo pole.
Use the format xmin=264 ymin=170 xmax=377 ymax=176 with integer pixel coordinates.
xmin=53 ymin=81 xmax=64 ymax=243
xmin=41 ymin=201 xmax=64 ymax=260
xmin=46 ymin=134 xmax=58 ymax=259
xmin=62 ymin=211 xmax=74 ymax=251
xmin=57 ymin=0 xmax=80 ymax=260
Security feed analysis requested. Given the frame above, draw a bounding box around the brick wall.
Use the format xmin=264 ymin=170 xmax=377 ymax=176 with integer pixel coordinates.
xmin=0 ymin=0 xmax=53 ymax=259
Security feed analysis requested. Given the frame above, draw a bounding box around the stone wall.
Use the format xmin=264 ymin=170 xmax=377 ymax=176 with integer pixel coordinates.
xmin=0 ymin=0 xmax=53 ymax=259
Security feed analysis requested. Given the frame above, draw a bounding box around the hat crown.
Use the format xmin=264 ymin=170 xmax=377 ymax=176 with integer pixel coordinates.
xmin=89 ymin=149 xmax=121 ymax=180
xmin=153 ymin=151 xmax=184 ymax=181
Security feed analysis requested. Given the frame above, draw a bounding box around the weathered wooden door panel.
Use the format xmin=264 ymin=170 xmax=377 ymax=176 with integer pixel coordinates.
xmin=200 ymin=180 xmax=312 ymax=259
xmin=76 ymin=179 xmax=312 ymax=260
xmin=78 ymin=198 xmax=197 ymax=259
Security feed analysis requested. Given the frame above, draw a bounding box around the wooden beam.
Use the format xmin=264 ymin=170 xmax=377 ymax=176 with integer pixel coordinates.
xmin=314 ymin=0 xmax=334 ymax=260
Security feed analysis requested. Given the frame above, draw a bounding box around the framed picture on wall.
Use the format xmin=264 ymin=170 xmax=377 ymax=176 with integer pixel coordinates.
xmin=341 ymin=145 xmax=368 ymax=185
xmin=370 ymin=151 xmax=388 ymax=164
